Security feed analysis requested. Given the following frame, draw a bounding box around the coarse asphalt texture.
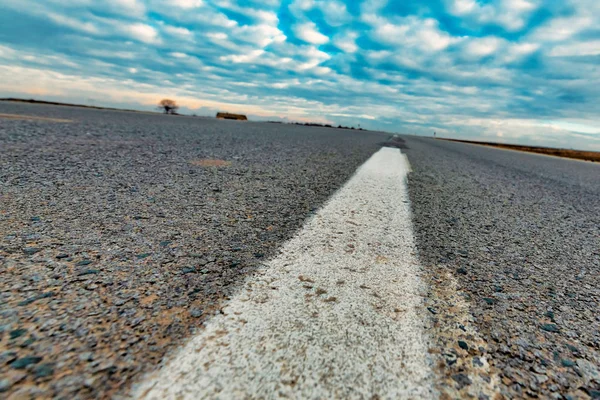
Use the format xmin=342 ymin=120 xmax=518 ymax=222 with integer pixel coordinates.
xmin=1 ymin=101 xmax=599 ymax=399
xmin=403 ymin=136 xmax=600 ymax=399
xmin=0 ymin=102 xmax=387 ymax=398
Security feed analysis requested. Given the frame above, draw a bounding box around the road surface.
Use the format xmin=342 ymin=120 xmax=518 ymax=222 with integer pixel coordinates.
xmin=1 ymin=102 xmax=598 ymax=399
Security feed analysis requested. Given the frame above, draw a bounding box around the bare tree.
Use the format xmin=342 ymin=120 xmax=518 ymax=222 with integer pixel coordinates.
xmin=158 ymin=99 xmax=179 ymax=115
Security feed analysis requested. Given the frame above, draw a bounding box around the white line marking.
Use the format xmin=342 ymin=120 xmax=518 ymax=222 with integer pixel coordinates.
xmin=133 ymin=147 xmax=435 ymax=399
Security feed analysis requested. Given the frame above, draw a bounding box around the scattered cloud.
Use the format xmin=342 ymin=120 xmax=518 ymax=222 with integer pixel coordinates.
xmin=293 ymin=21 xmax=329 ymax=45
xmin=0 ymin=0 xmax=598 ymax=150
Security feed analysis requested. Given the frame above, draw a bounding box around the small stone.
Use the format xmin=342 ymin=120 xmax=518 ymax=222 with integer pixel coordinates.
xmin=113 ymin=298 xmax=128 ymax=306
xmin=190 ymin=308 xmax=203 ymax=318
xmin=20 ymin=337 xmax=35 ymax=348
xmin=540 ymin=324 xmax=560 ymax=333
xmin=458 ymin=340 xmax=469 ymax=351
xmin=444 ymin=352 xmax=458 ymax=365
xmin=18 ymin=292 xmax=53 ymax=306
xmin=181 ymin=267 xmax=196 ymax=274
xmin=253 ymin=252 xmax=265 ymax=258
xmin=23 ymin=247 xmax=41 ymax=255
xmin=229 ymin=260 xmax=241 ymax=267
xmin=159 ymin=241 xmax=172 ymax=247
xmin=452 ymin=373 xmax=472 ymax=389
xmin=30 ymin=216 xmax=41 ymax=222
xmin=0 ymin=352 xmax=17 ymax=364
xmin=76 ymin=260 xmax=92 ymax=266
xmin=427 ymin=307 xmax=438 ymax=314
xmin=10 ymin=328 xmax=27 ymax=339
xmin=457 ymin=267 xmax=468 ymax=275
xmin=56 ymin=253 xmax=69 ymax=259
xmin=77 ymin=269 xmax=100 ymax=276
xmin=0 ymin=379 xmax=11 ymax=392
xmin=79 ymin=352 xmax=93 ymax=362
xmin=11 ymin=356 xmax=43 ymax=369
xmin=561 ymin=359 xmax=575 ymax=367
xmin=136 ymin=253 xmax=151 ymax=259
xmin=34 ymin=363 xmax=54 ymax=378
xmin=131 ymin=317 xmax=145 ymax=327
xmin=483 ymin=298 xmax=496 ymax=305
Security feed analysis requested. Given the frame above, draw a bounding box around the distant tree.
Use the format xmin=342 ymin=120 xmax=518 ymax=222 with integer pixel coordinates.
xmin=158 ymin=99 xmax=179 ymax=114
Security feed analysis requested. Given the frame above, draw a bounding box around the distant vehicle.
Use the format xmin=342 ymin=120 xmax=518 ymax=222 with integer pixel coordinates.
xmin=216 ymin=112 xmax=247 ymax=121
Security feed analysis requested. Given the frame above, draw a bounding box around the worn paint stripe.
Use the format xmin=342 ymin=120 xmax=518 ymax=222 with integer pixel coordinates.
xmin=133 ymin=147 xmax=435 ymax=399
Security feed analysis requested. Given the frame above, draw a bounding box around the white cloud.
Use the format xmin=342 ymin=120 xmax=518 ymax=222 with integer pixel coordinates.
xmin=372 ymin=17 xmax=460 ymax=52
xmin=531 ymin=16 xmax=594 ymax=42
xmin=446 ymin=0 xmax=538 ymax=31
xmin=206 ymin=32 xmax=228 ymax=40
xmin=122 ymin=23 xmax=160 ymax=44
xmin=47 ymin=13 xmax=99 ymax=34
xmin=293 ymin=22 xmax=329 ymax=45
xmin=108 ymin=0 xmax=146 ymax=15
xmin=464 ymin=37 xmax=504 ymax=58
xmin=221 ymin=49 xmax=265 ymax=64
xmin=320 ymin=1 xmax=352 ymax=26
xmin=170 ymin=0 xmax=203 ymax=9
xmin=163 ymin=25 xmax=193 ymax=39
xmin=289 ymin=0 xmax=315 ymax=17
xmin=501 ymin=42 xmax=539 ymax=62
xmin=333 ymin=31 xmax=359 ymax=53
xmin=550 ymin=40 xmax=600 ymax=57
xmin=236 ymin=24 xmax=286 ymax=47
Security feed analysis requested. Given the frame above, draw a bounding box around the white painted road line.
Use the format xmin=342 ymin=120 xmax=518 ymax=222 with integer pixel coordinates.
xmin=133 ymin=147 xmax=435 ymax=399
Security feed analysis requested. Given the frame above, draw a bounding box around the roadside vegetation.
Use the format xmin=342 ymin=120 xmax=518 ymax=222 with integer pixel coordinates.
xmin=440 ymin=138 xmax=600 ymax=162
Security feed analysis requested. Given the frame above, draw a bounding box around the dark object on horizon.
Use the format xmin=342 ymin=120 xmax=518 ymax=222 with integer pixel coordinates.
xmin=216 ymin=112 xmax=248 ymax=121
xmin=158 ymin=99 xmax=179 ymax=115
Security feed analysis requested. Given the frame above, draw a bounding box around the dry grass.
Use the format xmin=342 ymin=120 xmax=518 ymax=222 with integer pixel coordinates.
xmin=0 ymin=113 xmax=72 ymax=123
xmin=440 ymin=138 xmax=600 ymax=162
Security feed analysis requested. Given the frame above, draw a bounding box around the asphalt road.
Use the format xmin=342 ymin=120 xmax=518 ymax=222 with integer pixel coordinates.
xmin=403 ymin=136 xmax=600 ymax=399
xmin=1 ymin=102 xmax=599 ymax=399
xmin=0 ymin=102 xmax=386 ymax=398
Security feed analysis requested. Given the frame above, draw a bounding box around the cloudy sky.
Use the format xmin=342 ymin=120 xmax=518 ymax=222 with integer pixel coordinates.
xmin=0 ymin=0 xmax=599 ymax=150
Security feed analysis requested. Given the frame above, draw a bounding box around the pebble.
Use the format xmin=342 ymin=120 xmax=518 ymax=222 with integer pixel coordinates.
xmin=561 ymin=359 xmax=575 ymax=367
xmin=77 ymin=269 xmax=99 ymax=276
xmin=452 ymin=373 xmax=472 ymax=389
xmin=17 ymin=292 xmax=54 ymax=306
xmin=540 ymin=324 xmax=560 ymax=333
xmin=10 ymin=356 xmax=43 ymax=369
xmin=22 ymin=247 xmax=41 ymax=255
xmin=190 ymin=309 xmax=203 ymax=318
xmin=34 ymin=363 xmax=54 ymax=378
xmin=9 ymin=329 xmax=27 ymax=339
xmin=0 ymin=378 xmax=12 ymax=393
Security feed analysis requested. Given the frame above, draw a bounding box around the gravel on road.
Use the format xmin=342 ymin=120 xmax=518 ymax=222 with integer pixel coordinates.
xmin=0 ymin=102 xmax=386 ymax=398
xmin=404 ymin=136 xmax=600 ymax=399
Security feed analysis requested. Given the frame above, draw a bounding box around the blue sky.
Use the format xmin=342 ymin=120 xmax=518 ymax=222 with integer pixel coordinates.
xmin=0 ymin=0 xmax=599 ymax=150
